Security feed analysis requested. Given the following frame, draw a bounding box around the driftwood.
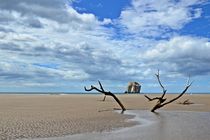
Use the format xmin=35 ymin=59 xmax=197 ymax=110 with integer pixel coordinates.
xmin=144 ymin=70 xmax=193 ymax=112
xmin=102 ymin=95 xmax=106 ymax=101
xmin=84 ymin=81 xmax=126 ymax=112
xmin=178 ymin=99 xmax=194 ymax=105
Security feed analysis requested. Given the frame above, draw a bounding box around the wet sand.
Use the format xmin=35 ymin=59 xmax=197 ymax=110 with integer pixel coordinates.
xmin=0 ymin=94 xmax=210 ymax=139
xmin=39 ymin=110 xmax=210 ymax=140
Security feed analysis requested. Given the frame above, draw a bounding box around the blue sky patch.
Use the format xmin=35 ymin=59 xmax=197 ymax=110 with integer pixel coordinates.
xmin=72 ymin=0 xmax=131 ymax=20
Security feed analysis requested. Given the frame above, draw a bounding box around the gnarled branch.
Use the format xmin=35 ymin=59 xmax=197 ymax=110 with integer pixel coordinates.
xmin=84 ymin=81 xmax=126 ymax=112
xmin=144 ymin=71 xmax=192 ymax=112
xmin=161 ymin=82 xmax=192 ymax=106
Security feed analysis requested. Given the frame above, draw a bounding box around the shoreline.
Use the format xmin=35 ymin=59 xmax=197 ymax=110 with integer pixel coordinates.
xmin=0 ymin=94 xmax=210 ymax=139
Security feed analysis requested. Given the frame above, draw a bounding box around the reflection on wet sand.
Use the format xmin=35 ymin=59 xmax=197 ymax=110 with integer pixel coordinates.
xmin=41 ymin=110 xmax=210 ymax=140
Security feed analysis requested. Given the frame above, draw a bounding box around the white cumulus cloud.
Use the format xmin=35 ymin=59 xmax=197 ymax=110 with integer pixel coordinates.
xmin=118 ymin=0 xmax=203 ymax=37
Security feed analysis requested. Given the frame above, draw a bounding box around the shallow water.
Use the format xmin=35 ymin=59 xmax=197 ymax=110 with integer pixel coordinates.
xmin=37 ymin=110 xmax=210 ymax=140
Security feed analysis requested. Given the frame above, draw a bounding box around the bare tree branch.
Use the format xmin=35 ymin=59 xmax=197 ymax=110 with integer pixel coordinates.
xmin=98 ymin=81 xmax=106 ymax=101
xmin=144 ymin=70 xmax=192 ymax=112
xmin=161 ymin=81 xmax=193 ymax=106
xmin=156 ymin=70 xmax=167 ymax=99
xmin=84 ymin=81 xmax=126 ymax=112
xmin=98 ymin=80 xmax=105 ymax=92
xmin=144 ymin=71 xmax=167 ymax=105
xmin=144 ymin=95 xmax=165 ymax=101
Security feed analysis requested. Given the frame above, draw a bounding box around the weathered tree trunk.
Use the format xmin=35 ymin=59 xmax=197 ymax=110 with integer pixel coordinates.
xmin=84 ymin=81 xmax=126 ymax=112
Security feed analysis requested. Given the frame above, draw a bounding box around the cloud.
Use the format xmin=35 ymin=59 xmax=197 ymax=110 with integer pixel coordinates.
xmin=0 ymin=0 xmax=108 ymax=32
xmin=0 ymin=0 xmax=67 ymax=22
xmin=118 ymin=0 xmax=203 ymax=37
xmin=0 ymin=43 xmax=23 ymax=51
xmin=0 ymin=0 xmax=209 ymax=92
xmin=142 ymin=36 xmax=210 ymax=76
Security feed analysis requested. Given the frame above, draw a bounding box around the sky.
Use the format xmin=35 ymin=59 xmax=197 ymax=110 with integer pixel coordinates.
xmin=0 ymin=0 xmax=210 ymax=93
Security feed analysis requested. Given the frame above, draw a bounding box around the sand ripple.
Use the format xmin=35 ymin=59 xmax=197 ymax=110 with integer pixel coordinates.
xmin=0 ymin=95 xmax=135 ymax=139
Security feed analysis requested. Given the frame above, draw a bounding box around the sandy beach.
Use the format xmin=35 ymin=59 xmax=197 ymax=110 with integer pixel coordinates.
xmin=0 ymin=94 xmax=210 ymax=139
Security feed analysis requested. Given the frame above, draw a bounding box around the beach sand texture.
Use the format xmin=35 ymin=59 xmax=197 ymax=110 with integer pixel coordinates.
xmin=0 ymin=94 xmax=210 ymax=139
xmin=40 ymin=110 xmax=210 ymax=140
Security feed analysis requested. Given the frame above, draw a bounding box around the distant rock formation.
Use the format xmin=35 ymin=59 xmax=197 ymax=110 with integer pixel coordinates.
xmin=125 ymin=82 xmax=141 ymax=93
